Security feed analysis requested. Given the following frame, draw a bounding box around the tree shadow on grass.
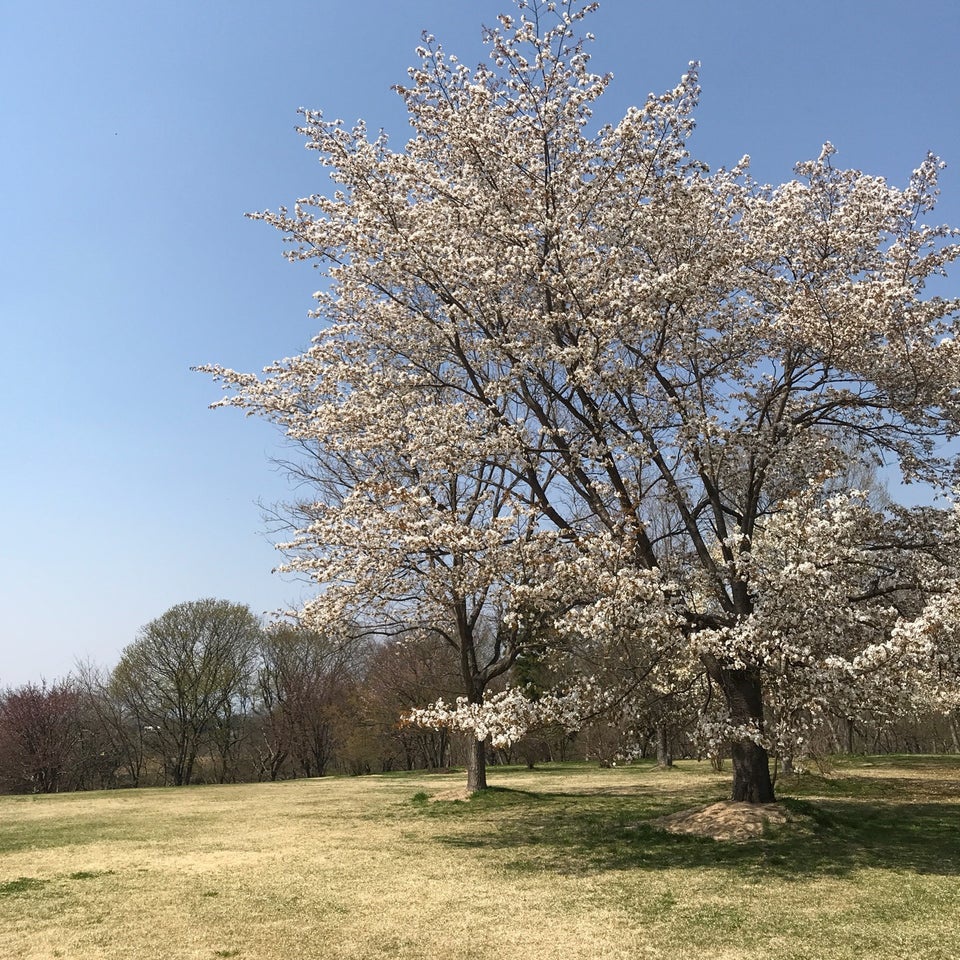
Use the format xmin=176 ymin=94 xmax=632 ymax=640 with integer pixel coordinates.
xmin=430 ymin=787 xmax=960 ymax=879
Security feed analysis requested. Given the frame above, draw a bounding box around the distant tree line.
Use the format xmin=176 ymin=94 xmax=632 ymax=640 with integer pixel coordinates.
xmin=0 ymin=599 xmax=449 ymax=792
xmin=2 ymin=596 xmax=959 ymax=794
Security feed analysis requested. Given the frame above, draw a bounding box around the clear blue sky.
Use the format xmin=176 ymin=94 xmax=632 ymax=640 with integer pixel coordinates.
xmin=3 ymin=1 xmax=959 ymax=687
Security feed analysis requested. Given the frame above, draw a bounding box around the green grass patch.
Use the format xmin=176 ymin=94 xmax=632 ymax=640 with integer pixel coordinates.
xmin=0 ymin=877 xmax=48 ymax=895
xmin=67 ymin=870 xmax=115 ymax=881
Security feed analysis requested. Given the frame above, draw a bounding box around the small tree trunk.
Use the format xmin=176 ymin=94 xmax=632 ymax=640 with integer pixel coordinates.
xmin=823 ymin=715 xmax=841 ymax=753
xmin=655 ymin=723 xmax=673 ymax=768
xmin=717 ymin=666 xmax=776 ymax=804
xmin=465 ymin=736 xmax=487 ymax=792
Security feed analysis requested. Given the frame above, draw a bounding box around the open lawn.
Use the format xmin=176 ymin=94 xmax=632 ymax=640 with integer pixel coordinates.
xmin=2 ymin=757 xmax=959 ymax=959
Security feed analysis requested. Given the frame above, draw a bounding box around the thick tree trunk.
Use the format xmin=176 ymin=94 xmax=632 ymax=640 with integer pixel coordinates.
xmin=465 ymin=735 xmax=487 ymax=792
xmin=717 ymin=666 xmax=776 ymax=804
xmin=655 ymin=722 xmax=673 ymax=768
xmin=731 ymin=739 xmax=775 ymax=802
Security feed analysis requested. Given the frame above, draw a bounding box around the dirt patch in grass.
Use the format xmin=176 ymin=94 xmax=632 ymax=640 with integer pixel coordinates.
xmin=649 ymin=800 xmax=808 ymax=842
xmin=428 ymin=787 xmax=475 ymax=803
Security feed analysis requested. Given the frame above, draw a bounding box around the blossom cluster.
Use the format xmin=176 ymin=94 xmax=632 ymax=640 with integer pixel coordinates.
xmin=404 ymin=686 xmax=584 ymax=748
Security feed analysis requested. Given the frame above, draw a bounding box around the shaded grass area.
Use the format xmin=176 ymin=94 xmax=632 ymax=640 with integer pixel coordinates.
xmin=413 ymin=759 xmax=960 ymax=958
xmin=423 ymin=783 xmax=960 ymax=878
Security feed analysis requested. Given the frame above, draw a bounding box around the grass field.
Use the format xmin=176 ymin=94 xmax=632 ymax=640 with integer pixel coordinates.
xmin=2 ymin=757 xmax=959 ymax=959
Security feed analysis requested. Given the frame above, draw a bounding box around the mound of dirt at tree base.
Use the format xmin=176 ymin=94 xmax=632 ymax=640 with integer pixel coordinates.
xmin=429 ymin=787 xmax=476 ymax=802
xmin=649 ymin=801 xmax=809 ymax=842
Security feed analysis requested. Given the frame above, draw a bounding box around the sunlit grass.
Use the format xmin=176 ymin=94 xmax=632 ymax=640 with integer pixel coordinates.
xmin=1 ymin=758 xmax=958 ymax=959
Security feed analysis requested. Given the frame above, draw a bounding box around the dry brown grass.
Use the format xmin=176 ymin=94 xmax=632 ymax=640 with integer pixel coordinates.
xmin=1 ymin=759 xmax=959 ymax=959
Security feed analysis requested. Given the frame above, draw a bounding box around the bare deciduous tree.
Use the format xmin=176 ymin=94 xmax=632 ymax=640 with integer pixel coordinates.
xmin=113 ymin=599 xmax=261 ymax=785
